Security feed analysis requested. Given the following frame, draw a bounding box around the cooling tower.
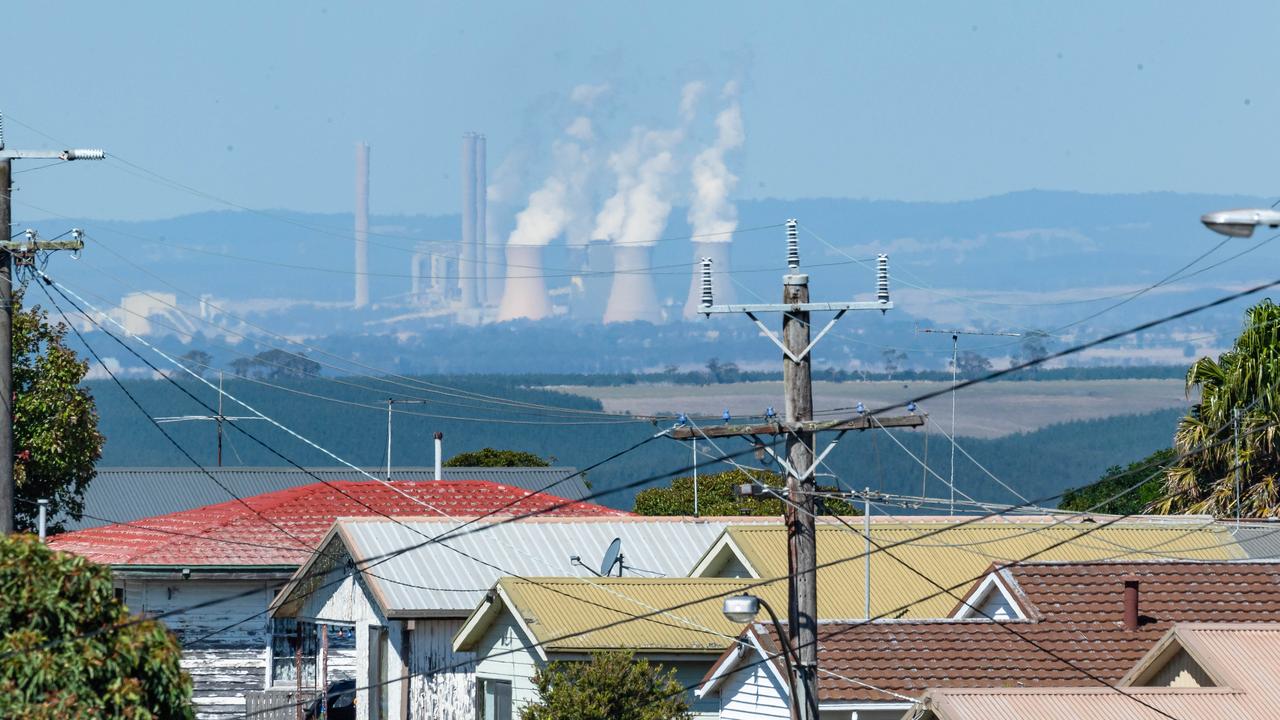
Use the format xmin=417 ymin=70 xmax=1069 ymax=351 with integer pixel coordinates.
xmin=459 ymin=133 xmax=479 ymax=309
xmin=475 ymin=134 xmax=489 ymax=305
xmin=353 ymin=142 xmax=370 ymax=309
xmin=496 ymin=245 xmax=552 ymax=321
xmin=603 ymin=244 xmax=662 ymax=324
xmin=683 ymin=241 xmax=733 ymax=319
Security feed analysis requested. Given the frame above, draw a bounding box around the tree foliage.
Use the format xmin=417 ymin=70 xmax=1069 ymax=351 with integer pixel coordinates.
xmin=1153 ymin=299 xmax=1280 ymax=517
xmin=0 ymin=533 xmax=193 ymax=718
xmin=1059 ymin=448 xmax=1173 ymax=515
xmin=14 ymin=293 xmax=104 ymax=532
xmin=443 ymin=447 xmax=550 ymax=467
xmin=522 ymin=651 xmax=690 ymax=720
xmin=633 ymin=468 xmax=858 ymax=516
xmin=176 ymin=350 xmax=213 ymax=378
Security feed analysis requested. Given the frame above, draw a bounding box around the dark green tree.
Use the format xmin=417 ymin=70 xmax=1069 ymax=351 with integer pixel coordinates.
xmin=954 ymin=350 xmax=992 ymax=379
xmin=1154 ymin=299 xmax=1280 ymax=517
xmin=176 ymin=349 xmax=213 ymax=378
xmin=13 ymin=294 xmax=105 ymax=532
xmin=0 ymin=534 xmax=193 ymax=718
xmin=522 ymin=651 xmax=690 ymax=720
xmin=1059 ymin=448 xmax=1173 ymax=515
xmin=633 ymin=468 xmax=858 ymax=516
xmin=252 ymin=349 xmax=321 ymax=380
xmin=443 ymin=447 xmax=550 ymax=467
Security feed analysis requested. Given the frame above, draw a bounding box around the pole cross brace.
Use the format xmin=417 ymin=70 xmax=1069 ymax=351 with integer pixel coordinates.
xmin=749 ymin=429 xmax=847 ymax=482
xmin=745 ymin=309 xmax=849 ymax=363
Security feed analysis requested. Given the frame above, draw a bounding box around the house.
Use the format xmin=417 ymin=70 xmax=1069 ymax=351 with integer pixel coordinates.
xmin=453 ymin=577 xmax=755 ymax=720
xmin=912 ymin=622 xmax=1280 ymax=719
xmin=48 ymin=480 xmax=623 ymax=719
xmin=688 ymin=517 xmax=1248 ymax=617
xmin=698 ymin=560 xmax=1280 ymax=720
xmin=60 ymin=466 xmax=590 ymax=530
xmin=268 ymin=516 xmax=766 ymax=720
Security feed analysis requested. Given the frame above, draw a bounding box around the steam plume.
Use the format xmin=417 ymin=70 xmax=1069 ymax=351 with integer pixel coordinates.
xmin=688 ymin=84 xmax=745 ymax=243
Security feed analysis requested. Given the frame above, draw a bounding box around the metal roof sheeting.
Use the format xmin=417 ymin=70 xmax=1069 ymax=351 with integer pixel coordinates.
xmin=336 ymin=517 xmax=738 ymax=616
xmin=493 ymin=577 xmax=752 ymax=652
xmin=62 ymin=466 xmax=588 ymax=530
xmin=716 ymin=522 xmax=1245 ymax=619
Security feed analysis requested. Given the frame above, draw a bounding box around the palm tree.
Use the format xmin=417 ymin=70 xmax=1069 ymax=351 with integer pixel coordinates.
xmin=1152 ymin=299 xmax=1280 ymax=517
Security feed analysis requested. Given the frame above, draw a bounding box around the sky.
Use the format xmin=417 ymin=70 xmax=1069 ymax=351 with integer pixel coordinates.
xmin=6 ymin=2 xmax=1280 ymax=222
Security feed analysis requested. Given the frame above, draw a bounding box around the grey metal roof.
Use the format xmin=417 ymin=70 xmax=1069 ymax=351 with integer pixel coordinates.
xmin=64 ymin=466 xmax=587 ymax=530
xmin=333 ymin=517 xmax=734 ymax=616
xmin=1227 ymin=524 xmax=1280 ymax=559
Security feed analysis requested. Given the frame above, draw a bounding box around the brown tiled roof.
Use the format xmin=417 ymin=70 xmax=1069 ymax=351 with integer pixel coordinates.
xmin=751 ymin=561 xmax=1280 ymax=703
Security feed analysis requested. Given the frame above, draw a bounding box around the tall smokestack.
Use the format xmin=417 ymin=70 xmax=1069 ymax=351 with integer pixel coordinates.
xmin=683 ymin=241 xmax=734 ymax=319
xmin=475 ymin=134 xmax=488 ymax=306
xmin=496 ymin=245 xmax=552 ymax=321
xmin=604 ymin=243 xmax=661 ymax=324
xmin=353 ymin=142 xmax=370 ymax=309
xmin=459 ymin=133 xmax=479 ymax=309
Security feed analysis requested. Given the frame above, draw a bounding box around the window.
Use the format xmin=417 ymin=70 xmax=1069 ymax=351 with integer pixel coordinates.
xmin=477 ymin=678 xmax=512 ymax=720
xmin=270 ymin=618 xmax=318 ymax=686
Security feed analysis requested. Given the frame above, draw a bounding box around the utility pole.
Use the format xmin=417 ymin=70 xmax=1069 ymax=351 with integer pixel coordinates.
xmin=0 ymin=116 xmax=104 ymax=533
xmin=917 ymin=327 xmax=1020 ymax=514
xmin=671 ymin=220 xmax=923 ymax=720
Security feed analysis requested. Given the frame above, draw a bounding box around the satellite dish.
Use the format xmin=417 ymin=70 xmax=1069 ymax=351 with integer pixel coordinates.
xmin=600 ymin=538 xmax=623 ymax=577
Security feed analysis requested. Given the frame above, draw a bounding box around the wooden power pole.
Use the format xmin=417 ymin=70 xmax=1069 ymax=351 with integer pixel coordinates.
xmin=672 ymin=219 xmax=923 ymax=720
xmin=0 ymin=116 xmax=104 ymax=532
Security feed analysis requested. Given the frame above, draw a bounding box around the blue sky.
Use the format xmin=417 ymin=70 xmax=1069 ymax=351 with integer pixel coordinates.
xmin=6 ymin=2 xmax=1280 ymax=221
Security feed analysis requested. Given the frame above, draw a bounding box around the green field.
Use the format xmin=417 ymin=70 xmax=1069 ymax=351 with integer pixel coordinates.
xmin=553 ymin=379 xmax=1193 ymax=439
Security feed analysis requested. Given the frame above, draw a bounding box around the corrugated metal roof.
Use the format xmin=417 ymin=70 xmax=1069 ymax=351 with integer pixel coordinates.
xmin=494 ymin=577 xmax=752 ymax=652
xmin=716 ymin=522 xmax=1245 ymax=619
xmin=331 ymin=517 xmax=738 ymax=616
xmin=49 ymin=480 xmax=624 ymax=566
xmin=1224 ymin=524 xmax=1280 ymax=559
xmin=61 ymin=466 xmax=588 ymax=530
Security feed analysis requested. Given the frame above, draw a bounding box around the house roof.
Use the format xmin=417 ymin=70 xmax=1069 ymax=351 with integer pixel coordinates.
xmin=914 ymin=623 xmax=1280 ymax=719
xmin=691 ymin=521 xmax=1247 ymax=618
xmin=703 ymin=561 xmax=1280 ymax=704
xmin=454 ymin=577 xmax=755 ymax=656
xmin=48 ymin=480 xmax=626 ymax=567
xmin=61 ymin=466 xmax=590 ymax=530
xmin=272 ymin=516 xmax=749 ymax=618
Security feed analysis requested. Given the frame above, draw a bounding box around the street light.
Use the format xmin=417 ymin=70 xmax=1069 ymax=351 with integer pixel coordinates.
xmin=722 ymin=594 xmax=801 ymax=720
xmin=1200 ymin=208 xmax=1280 ymax=238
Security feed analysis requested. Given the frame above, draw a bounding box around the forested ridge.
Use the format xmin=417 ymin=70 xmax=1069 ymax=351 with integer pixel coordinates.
xmin=85 ymin=374 xmax=1181 ymax=510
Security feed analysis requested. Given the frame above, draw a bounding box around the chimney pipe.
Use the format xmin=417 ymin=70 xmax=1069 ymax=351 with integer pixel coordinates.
xmin=434 ymin=432 xmax=444 ymax=481
xmin=1123 ymin=577 xmax=1139 ymax=630
xmin=37 ymin=498 xmax=48 ymax=542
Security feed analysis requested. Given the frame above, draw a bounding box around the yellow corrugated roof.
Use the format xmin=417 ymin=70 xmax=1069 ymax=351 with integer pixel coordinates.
xmin=718 ymin=522 xmax=1245 ymax=619
xmin=494 ymin=577 xmax=768 ymax=653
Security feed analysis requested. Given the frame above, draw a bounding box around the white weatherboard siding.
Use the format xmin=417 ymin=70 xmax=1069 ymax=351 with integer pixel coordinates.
xmin=121 ymin=578 xmax=281 ymax=720
xmin=471 ymin=615 xmax=543 ymax=717
xmin=408 ymin=619 xmax=476 ymax=720
xmin=719 ymin=661 xmax=790 ymax=720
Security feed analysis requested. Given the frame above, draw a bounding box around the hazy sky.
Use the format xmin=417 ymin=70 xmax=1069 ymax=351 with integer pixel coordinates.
xmin=6 ymin=2 xmax=1280 ymax=222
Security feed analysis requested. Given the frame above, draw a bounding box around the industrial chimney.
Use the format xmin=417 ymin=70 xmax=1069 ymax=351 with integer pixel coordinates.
xmin=683 ymin=241 xmax=734 ymax=319
xmin=353 ymin=142 xmax=370 ymax=309
xmin=496 ymin=245 xmax=552 ymax=321
xmin=459 ymin=133 xmax=479 ymax=310
xmin=603 ymin=243 xmax=662 ymax=324
xmin=475 ymin=134 xmax=489 ymax=306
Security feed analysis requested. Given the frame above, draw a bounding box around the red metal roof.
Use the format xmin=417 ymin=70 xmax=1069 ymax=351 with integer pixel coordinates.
xmin=741 ymin=561 xmax=1280 ymax=703
xmin=48 ymin=480 xmax=628 ymax=567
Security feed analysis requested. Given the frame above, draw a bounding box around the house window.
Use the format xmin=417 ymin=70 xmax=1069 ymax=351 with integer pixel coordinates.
xmin=477 ymin=678 xmax=512 ymax=720
xmin=270 ymin=618 xmax=318 ymax=686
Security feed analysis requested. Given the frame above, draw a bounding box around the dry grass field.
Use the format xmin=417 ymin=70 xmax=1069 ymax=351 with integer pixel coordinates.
xmin=552 ymin=379 xmax=1193 ymax=439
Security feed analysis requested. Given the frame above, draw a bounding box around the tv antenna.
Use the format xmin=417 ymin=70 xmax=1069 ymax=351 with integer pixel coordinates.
xmin=154 ymin=371 xmax=266 ymax=466
xmin=569 ymin=537 xmax=624 ymax=577
xmin=916 ymin=328 xmax=1021 ymax=514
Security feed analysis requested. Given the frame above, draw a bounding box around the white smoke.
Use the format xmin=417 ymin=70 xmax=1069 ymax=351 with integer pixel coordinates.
xmin=680 ymin=81 xmax=706 ymax=123
xmin=507 ymin=117 xmax=596 ymax=247
xmin=571 ymin=83 xmax=611 ymax=107
xmin=687 ymin=83 xmax=745 ymax=243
